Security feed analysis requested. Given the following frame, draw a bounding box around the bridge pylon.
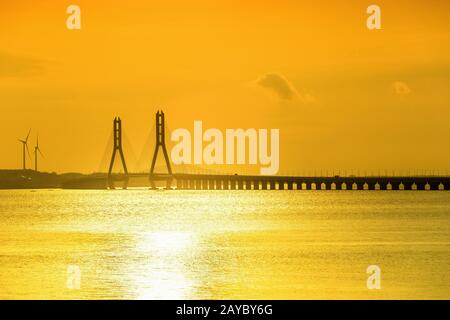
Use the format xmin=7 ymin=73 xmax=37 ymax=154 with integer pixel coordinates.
xmin=149 ymin=110 xmax=173 ymax=189
xmin=107 ymin=117 xmax=129 ymax=189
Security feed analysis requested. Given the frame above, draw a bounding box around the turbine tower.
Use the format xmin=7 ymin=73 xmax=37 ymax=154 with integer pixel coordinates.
xmin=34 ymin=135 xmax=44 ymax=172
xmin=18 ymin=129 xmax=31 ymax=170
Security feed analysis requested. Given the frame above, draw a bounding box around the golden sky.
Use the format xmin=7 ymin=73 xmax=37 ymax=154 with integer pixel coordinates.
xmin=1 ymin=0 xmax=449 ymax=174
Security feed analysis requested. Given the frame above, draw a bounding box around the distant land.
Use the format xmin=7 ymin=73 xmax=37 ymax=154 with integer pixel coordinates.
xmin=0 ymin=170 xmax=106 ymax=189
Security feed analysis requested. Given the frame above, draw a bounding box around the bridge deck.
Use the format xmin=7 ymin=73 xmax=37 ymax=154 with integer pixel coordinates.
xmin=100 ymin=173 xmax=450 ymax=191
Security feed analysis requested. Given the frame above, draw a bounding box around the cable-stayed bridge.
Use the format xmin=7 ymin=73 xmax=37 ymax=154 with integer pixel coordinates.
xmin=63 ymin=111 xmax=449 ymax=191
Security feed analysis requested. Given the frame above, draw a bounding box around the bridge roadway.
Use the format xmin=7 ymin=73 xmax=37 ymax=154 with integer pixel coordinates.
xmin=101 ymin=173 xmax=450 ymax=191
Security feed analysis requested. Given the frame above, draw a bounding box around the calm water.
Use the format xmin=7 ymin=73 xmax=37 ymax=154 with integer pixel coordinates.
xmin=0 ymin=189 xmax=449 ymax=299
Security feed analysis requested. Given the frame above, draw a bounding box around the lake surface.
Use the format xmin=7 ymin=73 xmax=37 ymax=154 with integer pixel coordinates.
xmin=0 ymin=190 xmax=449 ymax=299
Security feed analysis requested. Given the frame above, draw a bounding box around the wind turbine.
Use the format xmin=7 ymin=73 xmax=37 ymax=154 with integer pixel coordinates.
xmin=34 ymin=135 xmax=44 ymax=172
xmin=18 ymin=129 xmax=31 ymax=170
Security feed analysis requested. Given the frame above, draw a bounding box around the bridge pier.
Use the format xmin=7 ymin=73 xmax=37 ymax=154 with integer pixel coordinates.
xmin=429 ymin=181 xmax=439 ymax=190
xmin=107 ymin=176 xmax=129 ymax=190
xmin=100 ymin=175 xmax=450 ymax=191
xmin=416 ymin=182 xmax=427 ymax=191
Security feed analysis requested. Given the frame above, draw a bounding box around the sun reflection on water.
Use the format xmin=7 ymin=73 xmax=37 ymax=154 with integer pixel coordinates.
xmin=131 ymin=231 xmax=199 ymax=299
xmin=140 ymin=231 xmax=197 ymax=254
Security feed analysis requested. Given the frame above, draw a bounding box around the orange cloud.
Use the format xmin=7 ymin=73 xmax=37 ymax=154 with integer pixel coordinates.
xmin=255 ymin=73 xmax=315 ymax=103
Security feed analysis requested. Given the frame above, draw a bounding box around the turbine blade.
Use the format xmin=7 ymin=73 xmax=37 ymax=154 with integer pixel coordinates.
xmin=25 ymin=129 xmax=31 ymax=143
xmin=38 ymin=148 xmax=44 ymax=158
